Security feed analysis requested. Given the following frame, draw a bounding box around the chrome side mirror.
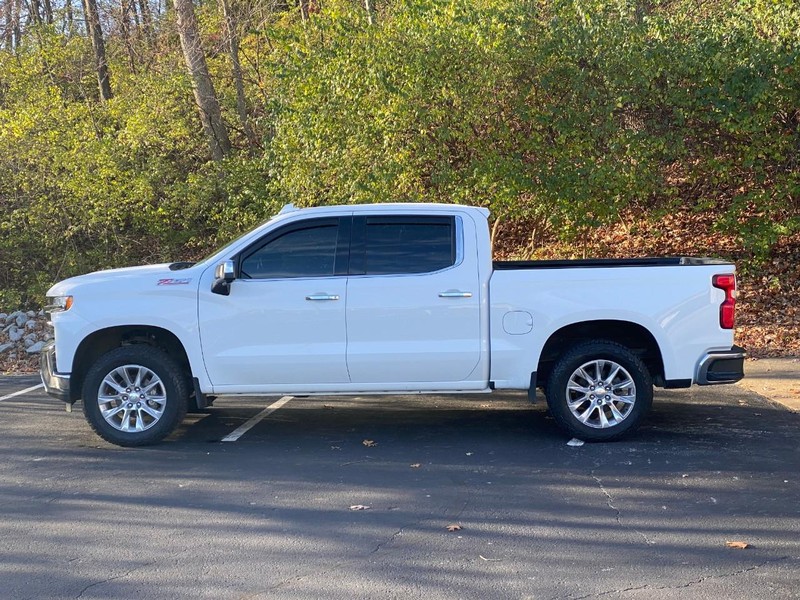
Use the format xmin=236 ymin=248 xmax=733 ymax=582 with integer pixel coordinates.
xmin=211 ymin=260 xmax=236 ymax=296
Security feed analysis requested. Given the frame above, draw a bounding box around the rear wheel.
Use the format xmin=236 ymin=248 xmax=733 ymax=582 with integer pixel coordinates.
xmin=82 ymin=346 xmax=188 ymax=447
xmin=545 ymin=341 xmax=652 ymax=441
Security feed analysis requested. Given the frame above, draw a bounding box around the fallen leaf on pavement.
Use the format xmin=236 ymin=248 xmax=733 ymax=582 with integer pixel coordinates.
xmin=566 ymin=438 xmax=584 ymax=447
xmin=410 ymin=463 xmax=421 ymax=468
xmin=479 ymin=555 xmax=501 ymax=561
xmin=349 ymin=505 xmax=371 ymax=511
xmin=362 ymin=439 xmax=377 ymax=447
xmin=726 ymin=541 xmax=749 ymax=549
xmin=446 ymin=524 xmax=462 ymax=532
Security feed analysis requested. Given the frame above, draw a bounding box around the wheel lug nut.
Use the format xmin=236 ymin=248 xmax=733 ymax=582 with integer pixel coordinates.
xmin=590 ymin=394 xmax=595 ymax=399
xmin=127 ymin=403 xmax=132 ymax=408
xmin=140 ymin=394 xmax=145 ymax=399
xmin=136 ymin=402 xmax=141 ymax=408
xmin=605 ymin=395 xmax=610 ymax=400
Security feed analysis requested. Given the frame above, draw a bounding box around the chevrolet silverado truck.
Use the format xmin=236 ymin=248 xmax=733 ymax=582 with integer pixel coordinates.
xmin=41 ymin=203 xmax=745 ymax=446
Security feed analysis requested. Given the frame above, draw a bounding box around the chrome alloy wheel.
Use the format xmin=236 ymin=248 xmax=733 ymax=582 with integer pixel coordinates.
xmin=565 ymin=359 xmax=636 ymax=429
xmin=96 ymin=364 xmax=167 ymax=432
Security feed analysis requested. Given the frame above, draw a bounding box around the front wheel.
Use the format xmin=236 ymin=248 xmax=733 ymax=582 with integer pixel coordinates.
xmin=545 ymin=341 xmax=653 ymax=442
xmin=82 ymin=346 xmax=189 ymax=447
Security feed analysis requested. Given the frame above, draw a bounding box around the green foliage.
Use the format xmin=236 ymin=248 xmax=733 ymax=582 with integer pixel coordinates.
xmin=271 ymin=0 xmax=536 ymax=213
xmin=1 ymin=0 xmax=799 ymax=308
xmin=269 ymin=0 xmax=800 ymax=253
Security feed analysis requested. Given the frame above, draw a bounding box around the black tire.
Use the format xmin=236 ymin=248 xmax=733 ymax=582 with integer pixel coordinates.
xmin=82 ymin=345 xmax=189 ymax=447
xmin=545 ymin=341 xmax=653 ymax=442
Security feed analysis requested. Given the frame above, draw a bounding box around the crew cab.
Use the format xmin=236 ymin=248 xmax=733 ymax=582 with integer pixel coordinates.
xmin=41 ymin=203 xmax=745 ymax=446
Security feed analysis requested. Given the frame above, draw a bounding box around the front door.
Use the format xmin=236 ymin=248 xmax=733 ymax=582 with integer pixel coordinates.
xmin=199 ymin=217 xmax=351 ymax=388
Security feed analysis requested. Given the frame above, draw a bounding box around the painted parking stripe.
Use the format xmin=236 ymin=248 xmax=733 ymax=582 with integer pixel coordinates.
xmin=221 ymin=395 xmax=294 ymax=442
xmin=0 ymin=383 xmax=44 ymax=402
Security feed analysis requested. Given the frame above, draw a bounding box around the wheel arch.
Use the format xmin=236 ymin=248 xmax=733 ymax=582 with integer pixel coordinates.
xmin=70 ymin=325 xmax=192 ymax=402
xmin=536 ymin=320 xmax=665 ymax=389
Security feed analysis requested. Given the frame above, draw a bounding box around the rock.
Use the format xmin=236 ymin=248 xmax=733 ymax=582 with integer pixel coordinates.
xmin=15 ymin=313 xmax=28 ymax=327
xmin=0 ymin=313 xmax=7 ymax=321
xmin=26 ymin=341 xmax=45 ymax=354
xmin=8 ymin=328 xmax=23 ymax=342
xmin=0 ymin=342 xmax=12 ymax=354
xmin=2 ymin=323 xmax=14 ymax=335
xmin=23 ymin=337 xmax=35 ymax=348
xmin=24 ymin=332 xmax=37 ymax=343
xmin=38 ymin=309 xmax=45 ymax=317
xmin=26 ymin=310 xmax=35 ymax=318
xmin=25 ymin=320 xmax=37 ymax=330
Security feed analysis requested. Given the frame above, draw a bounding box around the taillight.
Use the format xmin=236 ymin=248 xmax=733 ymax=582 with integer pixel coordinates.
xmin=712 ymin=273 xmax=736 ymax=329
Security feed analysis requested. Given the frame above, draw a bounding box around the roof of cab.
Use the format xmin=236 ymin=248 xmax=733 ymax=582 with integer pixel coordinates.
xmin=276 ymin=202 xmax=490 ymax=218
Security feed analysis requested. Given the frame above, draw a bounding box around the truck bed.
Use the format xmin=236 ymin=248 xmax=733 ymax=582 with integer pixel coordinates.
xmin=493 ymin=257 xmax=731 ymax=270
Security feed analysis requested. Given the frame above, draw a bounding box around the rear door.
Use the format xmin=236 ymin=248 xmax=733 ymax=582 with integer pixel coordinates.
xmin=345 ymin=214 xmax=482 ymax=384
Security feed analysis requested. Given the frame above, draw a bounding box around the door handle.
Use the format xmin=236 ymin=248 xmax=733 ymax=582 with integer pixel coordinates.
xmin=438 ymin=290 xmax=473 ymax=298
xmin=306 ymin=294 xmax=340 ymax=301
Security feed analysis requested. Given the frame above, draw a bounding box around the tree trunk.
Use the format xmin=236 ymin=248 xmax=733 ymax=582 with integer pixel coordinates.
xmin=4 ymin=0 xmax=13 ymax=49
xmin=82 ymin=0 xmax=113 ymax=101
xmin=12 ymin=0 xmax=20 ymax=47
xmin=220 ymin=0 xmax=256 ymax=148
xmin=28 ymin=0 xmax=42 ymax=23
xmin=129 ymin=0 xmax=140 ymax=29
xmin=65 ymin=0 xmax=73 ymax=34
xmin=364 ymin=0 xmax=373 ymax=25
xmin=137 ymin=0 xmax=152 ymax=38
xmin=173 ymin=0 xmax=231 ymax=161
xmin=41 ymin=0 xmax=52 ymax=23
xmin=119 ymin=0 xmax=137 ymax=70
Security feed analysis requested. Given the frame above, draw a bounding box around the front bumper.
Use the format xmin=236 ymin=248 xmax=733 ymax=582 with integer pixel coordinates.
xmin=696 ymin=345 xmax=746 ymax=385
xmin=39 ymin=342 xmax=72 ymax=403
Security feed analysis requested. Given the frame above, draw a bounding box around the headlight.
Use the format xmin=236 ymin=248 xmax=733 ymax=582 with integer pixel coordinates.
xmin=45 ymin=295 xmax=73 ymax=313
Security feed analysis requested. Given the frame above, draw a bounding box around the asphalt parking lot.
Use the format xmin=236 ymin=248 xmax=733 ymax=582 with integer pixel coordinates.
xmin=1 ymin=375 xmax=799 ymax=599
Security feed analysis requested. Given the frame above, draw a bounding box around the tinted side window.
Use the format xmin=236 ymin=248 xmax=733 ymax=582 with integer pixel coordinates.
xmin=364 ymin=217 xmax=455 ymax=275
xmin=241 ymin=223 xmax=339 ymax=279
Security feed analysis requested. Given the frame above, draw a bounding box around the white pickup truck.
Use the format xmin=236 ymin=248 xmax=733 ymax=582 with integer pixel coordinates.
xmin=41 ymin=203 xmax=745 ymax=446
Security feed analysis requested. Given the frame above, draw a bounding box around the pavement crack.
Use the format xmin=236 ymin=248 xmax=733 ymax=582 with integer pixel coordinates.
xmin=591 ymin=470 xmax=654 ymax=545
xmin=660 ymin=557 xmax=791 ymax=591
xmin=372 ymin=524 xmax=407 ymax=554
xmin=562 ymin=556 xmax=791 ymax=599
xmin=75 ymin=566 xmax=149 ymax=599
xmin=74 ymin=546 xmax=191 ymax=599
xmin=246 ymin=522 xmax=421 ymax=597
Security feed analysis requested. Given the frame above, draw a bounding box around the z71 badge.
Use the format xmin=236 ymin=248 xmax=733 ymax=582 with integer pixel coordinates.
xmin=157 ymin=278 xmax=192 ymax=286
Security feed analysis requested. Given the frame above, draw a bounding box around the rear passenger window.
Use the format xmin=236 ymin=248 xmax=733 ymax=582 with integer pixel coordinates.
xmin=364 ymin=217 xmax=455 ymax=275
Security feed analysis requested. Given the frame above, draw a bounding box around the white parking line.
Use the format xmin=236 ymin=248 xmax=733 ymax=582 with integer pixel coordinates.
xmin=221 ymin=395 xmax=294 ymax=442
xmin=0 ymin=383 xmax=45 ymax=402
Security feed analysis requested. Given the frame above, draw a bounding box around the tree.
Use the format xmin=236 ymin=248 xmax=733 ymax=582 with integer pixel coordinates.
xmin=220 ymin=0 xmax=256 ymax=148
xmin=174 ymin=0 xmax=231 ymax=161
xmin=82 ymin=0 xmax=113 ymax=101
xmin=3 ymin=0 xmax=13 ymax=49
